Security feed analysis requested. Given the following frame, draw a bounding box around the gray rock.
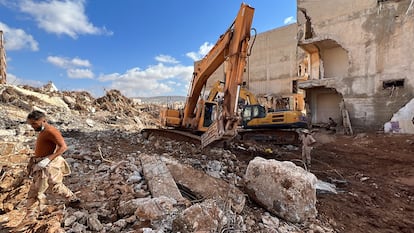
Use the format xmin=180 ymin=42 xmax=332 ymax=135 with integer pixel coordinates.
xmin=118 ymin=197 xmax=151 ymax=217
xmin=64 ymin=215 xmax=77 ymax=227
xmin=87 ymin=214 xmax=103 ymax=232
xmin=244 ymin=157 xmax=317 ymax=223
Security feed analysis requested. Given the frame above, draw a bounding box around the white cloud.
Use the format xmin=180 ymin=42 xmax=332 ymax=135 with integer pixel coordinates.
xmin=47 ymin=55 xmax=94 ymax=79
xmin=284 ymin=16 xmax=296 ymax=25
xmin=71 ymin=57 xmax=91 ymax=67
xmin=18 ymin=0 xmax=112 ymax=39
xmin=98 ymin=43 xmax=222 ymax=97
xmin=67 ymin=68 xmax=94 ymax=79
xmin=0 ymin=22 xmax=39 ymax=51
xmin=98 ymin=56 xmax=193 ymax=97
xmin=186 ymin=42 xmax=214 ymax=61
xmin=155 ymin=54 xmax=179 ymax=64
xmin=47 ymin=56 xmax=91 ymax=69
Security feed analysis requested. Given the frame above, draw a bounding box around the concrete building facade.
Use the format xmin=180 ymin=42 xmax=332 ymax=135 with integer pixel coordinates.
xmin=297 ymin=0 xmax=414 ymax=131
xmin=206 ymin=0 xmax=414 ymax=132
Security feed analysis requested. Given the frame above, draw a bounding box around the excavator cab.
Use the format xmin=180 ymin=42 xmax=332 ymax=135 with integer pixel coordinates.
xmin=241 ymin=104 xmax=308 ymax=129
xmin=241 ymin=104 xmax=267 ymax=128
xmin=201 ymin=102 xmax=218 ymax=128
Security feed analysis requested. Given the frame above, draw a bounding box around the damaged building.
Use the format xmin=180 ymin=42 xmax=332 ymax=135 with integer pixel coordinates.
xmin=208 ymin=0 xmax=414 ymax=132
xmin=297 ymin=0 xmax=414 ymax=132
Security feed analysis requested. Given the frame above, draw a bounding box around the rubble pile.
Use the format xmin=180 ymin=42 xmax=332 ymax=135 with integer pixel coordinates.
xmin=0 ymin=84 xmax=335 ymax=233
xmin=0 ymin=84 xmax=159 ymax=134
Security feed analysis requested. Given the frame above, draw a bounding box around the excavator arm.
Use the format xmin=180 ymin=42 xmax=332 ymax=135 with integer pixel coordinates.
xmin=183 ymin=3 xmax=254 ymax=132
xmin=200 ymin=4 xmax=255 ymax=147
xmin=157 ymin=3 xmax=254 ymax=148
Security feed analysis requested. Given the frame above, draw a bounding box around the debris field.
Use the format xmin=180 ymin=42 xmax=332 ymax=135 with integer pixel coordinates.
xmin=0 ymin=84 xmax=413 ymax=233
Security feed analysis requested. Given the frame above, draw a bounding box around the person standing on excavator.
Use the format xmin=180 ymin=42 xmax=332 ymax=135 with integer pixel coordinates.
xmin=21 ymin=110 xmax=79 ymax=223
xmin=300 ymin=129 xmax=316 ymax=168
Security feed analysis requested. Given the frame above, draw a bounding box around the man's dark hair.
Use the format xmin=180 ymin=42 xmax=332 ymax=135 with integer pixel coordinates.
xmin=27 ymin=110 xmax=46 ymax=120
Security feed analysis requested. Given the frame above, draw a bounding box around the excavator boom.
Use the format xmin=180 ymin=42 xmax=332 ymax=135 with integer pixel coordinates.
xmin=200 ymin=4 xmax=254 ymax=147
xmin=157 ymin=3 xmax=255 ymax=148
xmin=183 ymin=4 xmax=254 ymax=129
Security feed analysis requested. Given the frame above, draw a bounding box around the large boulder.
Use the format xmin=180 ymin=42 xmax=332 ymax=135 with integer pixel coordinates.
xmin=244 ymin=157 xmax=317 ymax=223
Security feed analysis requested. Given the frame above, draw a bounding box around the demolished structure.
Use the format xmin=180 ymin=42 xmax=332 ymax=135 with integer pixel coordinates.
xmin=297 ymin=0 xmax=414 ymax=132
xmin=0 ymin=84 xmax=334 ymax=232
xmin=1 ymin=1 xmax=414 ymax=232
xmin=207 ymin=0 xmax=414 ymax=133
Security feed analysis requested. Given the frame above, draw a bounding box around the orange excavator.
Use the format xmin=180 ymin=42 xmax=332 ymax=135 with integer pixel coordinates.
xmin=158 ymin=3 xmax=255 ymax=148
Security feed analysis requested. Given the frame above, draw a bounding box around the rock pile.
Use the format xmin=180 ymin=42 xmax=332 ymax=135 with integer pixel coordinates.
xmin=0 ymin=83 xmax=334 ymax=233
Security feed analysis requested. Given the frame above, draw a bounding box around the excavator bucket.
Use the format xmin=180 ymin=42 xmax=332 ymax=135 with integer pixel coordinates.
xmin=201 ymin=115 xmax=238 ymax=148
xmin=201 ymin=120 xmax=222 ymax=148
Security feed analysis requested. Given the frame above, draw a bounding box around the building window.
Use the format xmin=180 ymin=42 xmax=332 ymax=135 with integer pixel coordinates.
xmin=292 ymin=80 xmax=298 ymax=94
xmin=378 ymin=0 xmax=394 ymax=3
xmin=383 ymin=79 xmax=404 ymax=89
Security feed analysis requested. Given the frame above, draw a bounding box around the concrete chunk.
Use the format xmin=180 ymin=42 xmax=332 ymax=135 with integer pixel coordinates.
xmin=162 ymin=156 xmax=245 ymax=213
xmin=140 ymin=153 xmax=186 ymax=203
xmin=244 ymin=157 xmax=317 ymax=223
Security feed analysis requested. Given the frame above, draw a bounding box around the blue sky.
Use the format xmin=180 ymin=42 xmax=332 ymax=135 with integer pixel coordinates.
xmin=0 ymin=0 xmax=297 ymax=97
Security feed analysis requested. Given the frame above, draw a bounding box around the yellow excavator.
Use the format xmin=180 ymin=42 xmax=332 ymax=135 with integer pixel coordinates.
xmin=158 ymin=3 xmax=255 ymax=148
xmin=207 ymin=80 xmax=307 ymax=129
xmin=206 ymin=80 xmax=307 ymax=144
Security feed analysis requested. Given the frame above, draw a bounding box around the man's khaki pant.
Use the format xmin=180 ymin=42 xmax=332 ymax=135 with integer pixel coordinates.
xmin=302 ymin=146 xmax=313 ymax=166
xmin=26 ymin=156 xmax=74 ymax=218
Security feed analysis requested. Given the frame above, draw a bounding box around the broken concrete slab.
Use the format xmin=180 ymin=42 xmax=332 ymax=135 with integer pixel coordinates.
xmin=7 ymin=84 xmax=70 ymax=111
xmin=140 ymin=153 xmax=187 ymax=204
xmin=244 ymin=157 xmax=317 ymax=223
xmin=316 ymin=179 xmax=337 ymax=194
xmin=162 ymin=156 xmax=245 ymax=213
xmin=118 ymin=198 xmax=151 ymax=217
xmin=134 ymin=196 xmax=177 ymax=221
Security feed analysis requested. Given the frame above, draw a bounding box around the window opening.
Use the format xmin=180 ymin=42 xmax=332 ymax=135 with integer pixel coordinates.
xmin=383 ymin=79 xmax=404 ymax=89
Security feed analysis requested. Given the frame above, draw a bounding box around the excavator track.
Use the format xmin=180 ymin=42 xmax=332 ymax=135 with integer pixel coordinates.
xmin=141 ymin=128 xmax=201 ymax=145
xmin=238 ymin=129 xmax=300 ymax=145
xmin=142 ymin=128 xmax=300 ymax=146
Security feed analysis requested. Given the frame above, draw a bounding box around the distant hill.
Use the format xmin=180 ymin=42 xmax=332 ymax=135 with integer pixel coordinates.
xmin=132 ymin=96 xmax=186 ymax=105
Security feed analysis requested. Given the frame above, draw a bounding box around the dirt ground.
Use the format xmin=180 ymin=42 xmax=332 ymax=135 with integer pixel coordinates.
xmin=2 ymin=84 xmax=413 ymax=232
xmin=63 ymin=130 xmax=414 ymax=233
xmin=1 ymin=128 xmax=414 ymax=232
xmin=284 ymin=132 xmax=414 ymax=233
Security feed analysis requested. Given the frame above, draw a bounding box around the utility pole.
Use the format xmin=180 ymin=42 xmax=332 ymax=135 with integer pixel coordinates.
xmin=0 ymin=30 xmax=6 ymax=84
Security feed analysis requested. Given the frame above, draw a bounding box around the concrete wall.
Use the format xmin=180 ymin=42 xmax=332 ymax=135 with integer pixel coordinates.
xmin=206 ymin=24 xmax=299 ymax=97
xmin=297 ymin=0 xmax=414 ymax=130
xmin=247 ymin=25 xmax=298 ymax=96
